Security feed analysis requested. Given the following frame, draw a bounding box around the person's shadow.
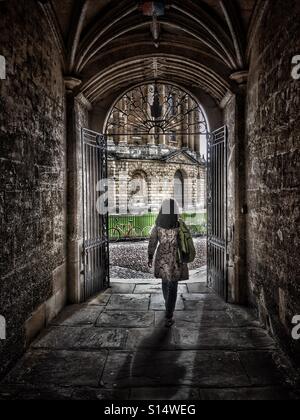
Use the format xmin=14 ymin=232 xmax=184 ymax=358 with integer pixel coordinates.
xmin=112 ymin=325 xmax=187 ymax=400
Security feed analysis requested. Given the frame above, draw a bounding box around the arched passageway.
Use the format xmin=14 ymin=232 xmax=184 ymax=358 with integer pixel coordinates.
xmin=82 ymin=79 xmax=227 ymax=303
xmin=102 ymin=81 xmax=211 ymax=284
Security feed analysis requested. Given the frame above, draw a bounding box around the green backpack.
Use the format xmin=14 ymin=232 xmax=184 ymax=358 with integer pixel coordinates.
xmin=177 ymin=219 xmax=196 ymax=264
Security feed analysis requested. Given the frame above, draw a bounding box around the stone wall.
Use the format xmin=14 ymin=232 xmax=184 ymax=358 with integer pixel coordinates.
xmin=66 ymin=95 xmax=90 ymax=304
xmin=224 ymin=96 xmax=238 ymax=302
xmin=0 ymin=0 xmax=66 ymax=377
xmin=223 ymin=89 xmax=247 ymax=305
xmin=108 ymin=158 xmax=206 ymax=214
xmin=245 ymin=0 xmax=300 ymax=362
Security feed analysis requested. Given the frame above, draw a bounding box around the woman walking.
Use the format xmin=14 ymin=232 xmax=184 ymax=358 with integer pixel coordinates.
xmin=148 ymin=199 xmax=190 ymax=328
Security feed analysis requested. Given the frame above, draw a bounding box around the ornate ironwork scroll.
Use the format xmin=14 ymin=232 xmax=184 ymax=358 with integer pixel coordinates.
xmin=106 ymin=82 xmax=208 ymax=138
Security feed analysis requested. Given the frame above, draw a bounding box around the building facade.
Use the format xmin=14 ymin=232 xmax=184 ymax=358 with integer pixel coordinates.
xmin=106 ymin=83 xmax=207 ymax=215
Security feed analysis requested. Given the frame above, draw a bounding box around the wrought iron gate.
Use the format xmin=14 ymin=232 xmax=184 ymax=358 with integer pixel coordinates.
xmin=81 ymin=128 xmax=110 ymax=300
xmin=207 ymin=126 xmax=228 ymax=300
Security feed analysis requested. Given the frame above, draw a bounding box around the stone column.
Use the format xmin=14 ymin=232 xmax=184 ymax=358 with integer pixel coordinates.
xmin=195 ymin=107 xmax=202 ymax=158
xmin=188 ymin=99 xmax=195 ymax=151
xmin=225 ymin=70 xmax=248 ymax=305
xmin=119 ymin=98 xmax=128 ymax=146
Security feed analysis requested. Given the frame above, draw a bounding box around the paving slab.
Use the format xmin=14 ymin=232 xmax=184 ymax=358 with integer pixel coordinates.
xmin=107 ymin=283 xmax=136 ymax=294
xmin=134 ymin=283 xmax=188 ymax=294
xmin=187 ymin=283 xmax=212 ymax=294
xmin=5 ymin=350 xmax=107 ymax=387
xmin=172 ymin=327 xmax=276 ymax=350
xmin=130 ymin=387 xmax=199 ymax=400
xmin=96 ymin=311 xmax=155 ymax=328
xmin=111 ymin=279 xmax=161 ymax=284
xmin=71 ymin=388 xmax=131 ymax=400
xmin=106 ymin=294 xmax=150 ymax=311
xmin=182 ymin=293 xmax=228 ymax=311
xmin=0 ymin=384 xmax=74 ymax=400
xmin=150 ymin=294 xmax=184 ymax=311
xmin=290 ymin=389 xmax=300 ymax=400
xmin=102 ymin=350 xmax=250 ymax=389
xmin=155 ymin=310 xmax=234 ymax=328
xmin=199 ymin=387 xmax=292 ymax=401
xmin=87 ymin=293 xmax=111 ymax=306
xmin=125 ymin=328 xmax=176 ymax=350
xmin=182 ymin=293 xmax=224 ymax=302
xmin=32 ymin=327 xmax=127 ymax=350
xmin=50 ymin=305 xmax=103 ymax=327
xmin=190 ymin=267 xmax=207 ymax=276
xmin=228 ymin=306 xmax=261 ymax=327
xmin=238 ymin=351 xmax=292 ymax=386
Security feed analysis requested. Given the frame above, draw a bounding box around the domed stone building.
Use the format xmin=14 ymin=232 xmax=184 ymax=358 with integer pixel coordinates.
xmin=105 ymin=82 xmax=207 ymax=215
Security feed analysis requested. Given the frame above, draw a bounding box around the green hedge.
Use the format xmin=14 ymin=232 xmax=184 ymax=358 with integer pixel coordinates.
xmin=108 ymin=212 xmax=207 ymax=239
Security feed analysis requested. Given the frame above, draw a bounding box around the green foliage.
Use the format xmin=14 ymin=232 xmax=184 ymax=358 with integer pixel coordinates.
xmin=109 ymin=212 xmax=207 ymax=240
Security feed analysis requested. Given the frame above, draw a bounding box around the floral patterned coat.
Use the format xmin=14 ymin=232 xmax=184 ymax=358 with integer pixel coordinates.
xmin=148 ymin=226 xmax=189 ymax=282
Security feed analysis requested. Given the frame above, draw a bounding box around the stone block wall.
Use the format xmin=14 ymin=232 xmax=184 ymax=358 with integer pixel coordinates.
xmin=66 ymin=96 xmax=90 ymax=304
xmin=0 ymin=0 xmax=67 ymax=377
xmin=245 ymin=0 xmax=300 ymax=362
xmin=224 ymin=95 xmax=238 ymax=302
xmin=108 ymin=159 xmax=206 ymax=214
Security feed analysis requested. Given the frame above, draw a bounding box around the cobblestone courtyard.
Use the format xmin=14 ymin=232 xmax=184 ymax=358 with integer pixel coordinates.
xmin=1 ymin=276 xmax=299 ymax=400
xmin=110 ymin=238 xmax=207 ymax=279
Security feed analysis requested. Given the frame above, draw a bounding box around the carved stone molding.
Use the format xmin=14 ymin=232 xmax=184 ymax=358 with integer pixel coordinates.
xmin=230 ymin=71 xmax=249 ymax=85
xmin=247 ymin=0 xmax=270 ymax=60
xmin=76 ymin=93 xmax=93 ymax=111
xmin=64 ymin=77 xmax=82 ymax=93
xmin=38 ymin=0 xmax=66 ymax=67
xmin=220 ymin=90 xmax=235 ymax=109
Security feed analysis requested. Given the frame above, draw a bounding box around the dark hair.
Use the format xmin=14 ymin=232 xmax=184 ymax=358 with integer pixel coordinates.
xmin=156 ymin=199 xmax=180 ymax=229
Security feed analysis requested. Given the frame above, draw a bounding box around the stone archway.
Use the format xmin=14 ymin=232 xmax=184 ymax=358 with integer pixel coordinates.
xmin=60 ymin=1 xmax=247 ymax=307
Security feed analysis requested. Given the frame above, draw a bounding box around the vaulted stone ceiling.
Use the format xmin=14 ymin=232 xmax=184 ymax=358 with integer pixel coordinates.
xmin=40 ymin=0 xmax=262 ymax=105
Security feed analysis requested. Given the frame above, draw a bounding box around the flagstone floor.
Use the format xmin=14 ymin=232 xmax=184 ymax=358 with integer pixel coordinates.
xmin=1 ymin=273 xmax=299 ymax=400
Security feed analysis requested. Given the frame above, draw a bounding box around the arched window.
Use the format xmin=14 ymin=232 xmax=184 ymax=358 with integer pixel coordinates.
xmin=105 ymin=82 xmax=208 ymax=144
xmin=174 ymin=170 xmax=185 ymax=209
